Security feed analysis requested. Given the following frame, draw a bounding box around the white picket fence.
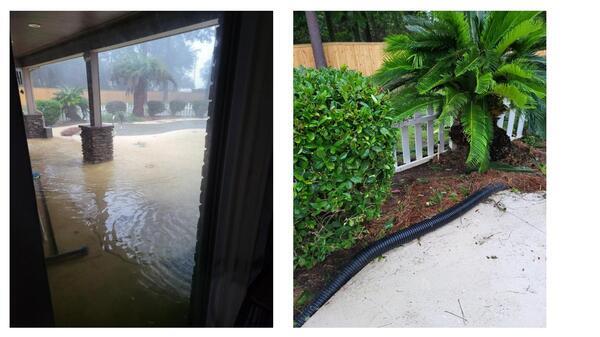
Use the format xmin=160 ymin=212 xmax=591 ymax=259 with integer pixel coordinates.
xmin=56 ymin=102 xmax=202 ymax=122
xmin=101 ymin=102 xmax=199 ymax=117
xmin=393 ymin=108 xmax=526 ymax=173
xmin=497 ymin=108 xmax=526 ymax=140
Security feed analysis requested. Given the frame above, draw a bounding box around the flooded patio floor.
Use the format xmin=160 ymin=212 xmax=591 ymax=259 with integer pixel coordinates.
xmin=28 ymin=119 xmax=206 ymax=326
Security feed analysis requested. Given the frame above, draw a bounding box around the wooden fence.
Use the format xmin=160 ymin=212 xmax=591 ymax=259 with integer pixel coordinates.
xmin=293 ymin=42 xmax=385 ymax=76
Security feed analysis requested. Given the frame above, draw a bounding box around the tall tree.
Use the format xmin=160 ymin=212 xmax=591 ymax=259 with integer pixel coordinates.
xmin=305 ymin=11 xmax=327 ymax=68
xmin=110 ymin=52 xmax=176 ymax=117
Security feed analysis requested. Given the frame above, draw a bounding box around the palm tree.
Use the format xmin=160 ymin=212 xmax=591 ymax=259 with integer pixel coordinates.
xmin=110 ymin=52 xmax=176 ymax=117
xmin=53 ymin=86 xmax=87 ymax=121
xmin=373 ymin=11 xmax=546 ymax=172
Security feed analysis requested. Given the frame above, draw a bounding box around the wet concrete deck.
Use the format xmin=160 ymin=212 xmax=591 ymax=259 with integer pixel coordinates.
xmin=28 ymin=122 xmax=206 ymax=326
xmin=304 ymin=191 xmax=546 ymax=327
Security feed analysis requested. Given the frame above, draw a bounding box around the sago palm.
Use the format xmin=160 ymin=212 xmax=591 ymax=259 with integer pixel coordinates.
xmin=53 ymin=86 xmax=87 ymax=121
xmin=373 ymin=11 xmax=546 ymax=171
xmin=111 ymin=52 xmax=176 ymax=117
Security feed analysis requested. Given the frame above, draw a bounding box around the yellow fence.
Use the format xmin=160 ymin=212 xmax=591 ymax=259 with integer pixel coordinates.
xmin=293 ymin=42 xmax=386 ymax=76
xmin=20 ymin=87 xmax=208 ymax=107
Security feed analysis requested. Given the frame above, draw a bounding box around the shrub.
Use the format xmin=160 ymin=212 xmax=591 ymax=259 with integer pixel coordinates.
xmin=293 ymin=67 xmax=398 ymax=269
xmin=105 ymin=101 xmax=127 ymax=114
xmin=53 ymin=87 xmax=86 ymax=121
xmin=169 ymin=100 xmax=187 ymax=116
xmin=35 ymin=99 xmax=62 ymax=126
xmin=146 ymin=100 xmax=165 ymax=116
xmin=78 ymin=98 xmax=89 ymax=120
xmin=192 ymin=100 xmax=209 ymax=117
xmin=373 ymin=11 xmax=546 ymax=171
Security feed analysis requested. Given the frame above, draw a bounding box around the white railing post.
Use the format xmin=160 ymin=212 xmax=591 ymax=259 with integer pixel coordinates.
xmin=496 ymin=113 xmax=505 ymax=128
xmin=516 ymin=112 xmax=526 ymax=139
xmin=438 ymin=122 xmax=445 ymax=153
xmin=401 ymin=125 xmax=411 ymax=165
xmin=414 ymin=113 xmax=423 ymax=160
xmin=506 ymin=109 xmax=516 ymax=140
xmin=426 ymin=124 xmax=435 ymax=158
xmin=393 ymin=147 xmax=399 ymax=171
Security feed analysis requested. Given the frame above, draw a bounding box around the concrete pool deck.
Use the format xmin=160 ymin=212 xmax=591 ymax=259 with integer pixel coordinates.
xmin=304 ymin=190 xmax=546 ymax=327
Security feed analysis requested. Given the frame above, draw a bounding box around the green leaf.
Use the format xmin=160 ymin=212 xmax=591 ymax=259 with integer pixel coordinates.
xmin=475 ymin=72 xmax=495 ymax=94
xmin=461 ymin=101 xmax=492 ymax=172
xmin=442 ymin=87 xmax=468 ymax=119
xmin=492 ymin=83 xmax=530 ymax=108
xmin=455 ymin=50 xmax=481 ymax=77
xmin=495 ymin=18 xmax=545 ymax=54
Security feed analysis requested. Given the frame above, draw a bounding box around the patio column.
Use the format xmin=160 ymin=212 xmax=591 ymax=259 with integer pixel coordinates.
xmin=80 ymin=51 xmax=113 ymax=163
xmin=21 ymin=67 xmax=36 ymax=114
xmin=21 ymin=67 xmax=52 ymax=138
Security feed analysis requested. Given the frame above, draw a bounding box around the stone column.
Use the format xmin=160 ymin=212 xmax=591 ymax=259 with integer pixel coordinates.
xmin=81 ymin=51 xmax=113 ymax=163
xmin=79 ymin=125 xmax=114 ymax=163
xmin=21 ymin=67 xmax=52 ymax=138
xmin=23 ymin=114 xmax=52 ymax=138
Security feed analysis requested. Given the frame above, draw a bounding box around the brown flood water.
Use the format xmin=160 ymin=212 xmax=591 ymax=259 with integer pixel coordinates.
xmin=27 ymin=123 xmax=205 ymax=326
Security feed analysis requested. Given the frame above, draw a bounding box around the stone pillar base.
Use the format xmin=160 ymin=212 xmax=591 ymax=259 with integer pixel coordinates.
xmin=24 ymin=114 xmax=52 ymax=138
xmin=79 ymin=125 xmax=114 ymax=163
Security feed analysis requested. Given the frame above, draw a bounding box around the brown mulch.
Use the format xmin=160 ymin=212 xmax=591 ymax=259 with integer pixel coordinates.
xmin=293 ymin=139 xmax=546 ymax=312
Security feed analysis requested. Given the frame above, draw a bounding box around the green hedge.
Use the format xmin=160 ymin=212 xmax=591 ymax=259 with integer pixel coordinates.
xmin=105 ymin=101 xmax=127 ymax=114
xmin=169 ymin=100 xmax=187 ymax=115
xmin=147 ymin=100 xmax=165 ymax=116
xmin=294 ymin=67 xmax=397 ymax=269
xmin=35 ymin=99 xmax=62 ymax=126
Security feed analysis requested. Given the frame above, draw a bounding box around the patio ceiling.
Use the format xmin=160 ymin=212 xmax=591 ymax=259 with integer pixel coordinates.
xmin=10 ymin=11 xmax=133 ymax=59
xmin=11 ymin=11 xmax=221 ymax=67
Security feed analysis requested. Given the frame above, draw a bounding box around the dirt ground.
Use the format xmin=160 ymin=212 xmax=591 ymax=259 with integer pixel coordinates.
xmin=294 ymin=139 xmax=546 ymax=312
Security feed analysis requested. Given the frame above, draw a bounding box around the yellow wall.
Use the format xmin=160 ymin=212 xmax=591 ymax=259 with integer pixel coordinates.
xmin=20 ymin=87 xmax=209 ymax=108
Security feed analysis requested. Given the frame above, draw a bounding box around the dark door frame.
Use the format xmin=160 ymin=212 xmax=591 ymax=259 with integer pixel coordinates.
xmin=189 ymin=11 xmax=273 ymax=327
xmin=10 ymin=45 xmax=55 ymax=327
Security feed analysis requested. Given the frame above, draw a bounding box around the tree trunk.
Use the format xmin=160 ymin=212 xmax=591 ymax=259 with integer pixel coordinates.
xmin=64 ymin=105 xmax=82 ymax=121
xmin=305 ymin=11 xmax=327 ymax=68
xmin=133 ymin=81 xmax=147 ymax=117
xmin=449 ymin=121 xmax=512 ymax=162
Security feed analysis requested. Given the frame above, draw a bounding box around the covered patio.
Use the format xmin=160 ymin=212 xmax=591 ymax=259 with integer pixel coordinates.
xmin=12 ymin=11 xmax=218 ymax=163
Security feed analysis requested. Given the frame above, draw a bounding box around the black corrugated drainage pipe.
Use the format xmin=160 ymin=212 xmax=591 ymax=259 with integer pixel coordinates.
xmin=294 ymin=182 xmax=509 ymax=327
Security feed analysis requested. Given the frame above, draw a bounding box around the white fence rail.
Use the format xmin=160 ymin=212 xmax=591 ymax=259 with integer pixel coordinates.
xmin=393 ymin=109 xmax=448 ymax=173
xmin=497 ymin=109 xmax=526 ymax=140
xmin=57 ymin=102 xmax=205 ymax=122
xmin=393 ymin=108 xmax=526 ymax=173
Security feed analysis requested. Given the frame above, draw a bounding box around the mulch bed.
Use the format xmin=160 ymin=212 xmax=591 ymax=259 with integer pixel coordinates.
xmin=293 ymin=139 xmax=546 ymax=312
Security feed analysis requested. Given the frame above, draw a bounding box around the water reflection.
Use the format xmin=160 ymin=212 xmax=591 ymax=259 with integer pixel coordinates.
xmin=27 ymin=124 xmax=204 ymax=325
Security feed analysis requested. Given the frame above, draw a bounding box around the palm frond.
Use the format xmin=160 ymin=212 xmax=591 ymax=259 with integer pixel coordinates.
xmin=461 ymin=101 xmax=492 ymax=171
xmin=455 ymin=49 xmax=482 ymax=76
xmin=389 ymin=86 xmax=443 ymax=120
xmin=482 ymin=11 xmax=541 ymax=50
xmin=492 ymin=83 xmax=530 ymax=108
xmin=475 ymin=71 xmax=496 ymax=94
xmin=495 ymin=18 xmax=545 ymax=54
xmin=434 ymin=11 xmax=472 ymax=48
xmin=440 ymin=87 xmax=468 ymax=120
